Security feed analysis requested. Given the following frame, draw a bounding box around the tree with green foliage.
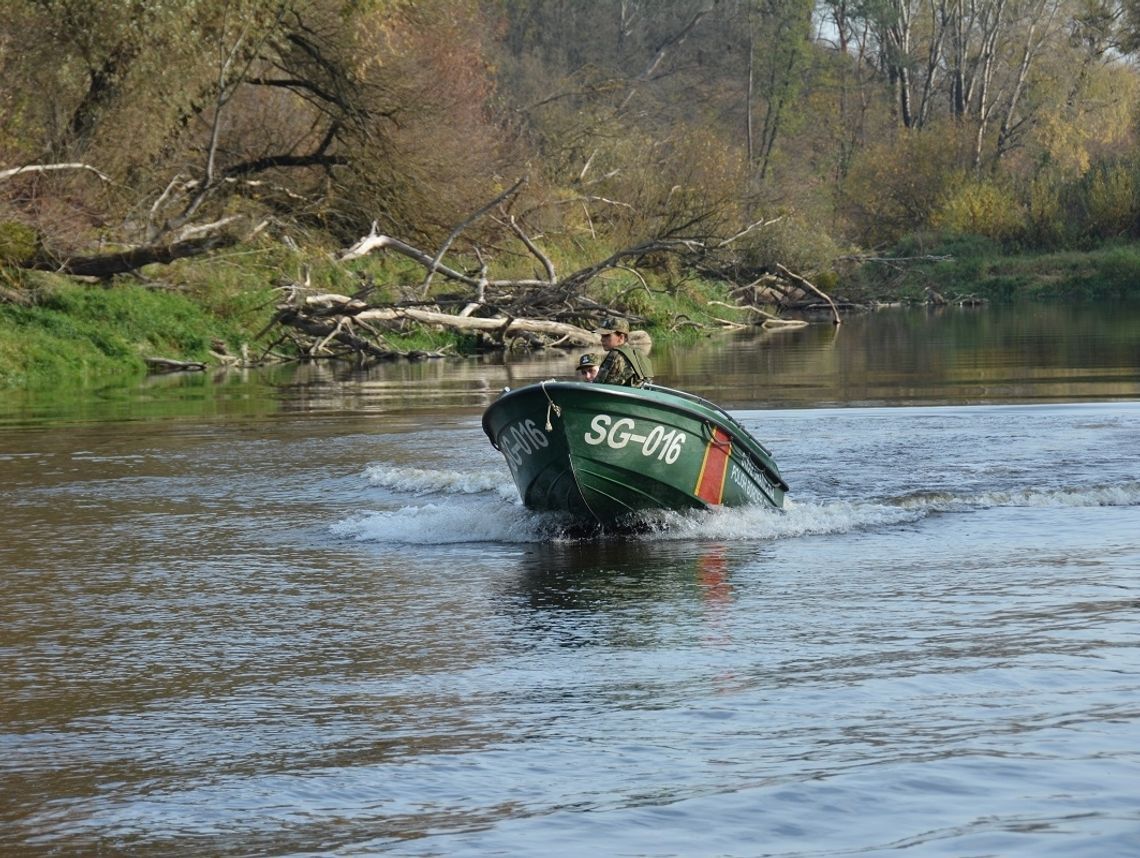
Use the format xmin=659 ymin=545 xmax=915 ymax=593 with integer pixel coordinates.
xmin=1 ymin=0 xmax=514 ymax=261
xmin=2 ymin=0 xmax=1140 ymax=322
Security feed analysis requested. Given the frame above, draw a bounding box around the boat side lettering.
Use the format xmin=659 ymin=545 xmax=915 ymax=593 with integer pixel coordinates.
xmin=501 ymin=418 xmax=549 ymax=466
xmin=584 ymin=414 xmax=687 ymax=464
xmin=729 ymin=455 xmax=773 ymax=504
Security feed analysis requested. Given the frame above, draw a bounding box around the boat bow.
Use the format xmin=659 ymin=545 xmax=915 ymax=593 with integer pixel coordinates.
xmin=483 ymin=381 xmax=787 ymax=525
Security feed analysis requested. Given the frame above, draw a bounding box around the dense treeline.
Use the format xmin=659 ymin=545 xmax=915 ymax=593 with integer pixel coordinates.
xmin=4 ymin=0 xmax=1140 ymax=298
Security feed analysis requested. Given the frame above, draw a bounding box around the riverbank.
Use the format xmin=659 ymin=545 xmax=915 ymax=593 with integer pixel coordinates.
xmin=844 ymin=238 xmax=1140 ymax=303
xmin=1 ymin=242 xmax=1137 ymax=390
xmin=0 ymin=246 xmax=754 ymax=388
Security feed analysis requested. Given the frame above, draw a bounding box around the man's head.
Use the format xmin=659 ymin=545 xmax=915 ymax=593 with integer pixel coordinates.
xmin=596 ymin=317 xmax=629 ymax=350
xmin=576 ymin=352 xmax=599 ymax=381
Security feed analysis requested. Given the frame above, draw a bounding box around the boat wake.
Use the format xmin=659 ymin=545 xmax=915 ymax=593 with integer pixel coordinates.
xmin=332 ymin=466 xmax=1140 ymax=546
xmin=363 ymin=463 xmax=515 ymax=498
xmin=891 ymin=482 xmax=1140 ymax=511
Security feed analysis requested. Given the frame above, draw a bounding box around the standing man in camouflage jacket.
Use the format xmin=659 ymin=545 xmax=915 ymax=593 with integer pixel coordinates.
xmin=594 ymin=317 xmax=653 ymax=386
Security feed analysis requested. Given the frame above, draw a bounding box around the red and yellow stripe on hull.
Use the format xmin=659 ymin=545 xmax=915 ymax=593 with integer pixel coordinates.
xmin=694 ymin=426 xmax=733 ymax=505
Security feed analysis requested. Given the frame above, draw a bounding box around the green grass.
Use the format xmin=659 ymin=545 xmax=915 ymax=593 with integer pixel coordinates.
xmin=0 ymin=271 xmax=269 ymax=388
xmin=848 ymin=236 xmax=1140 ymax=303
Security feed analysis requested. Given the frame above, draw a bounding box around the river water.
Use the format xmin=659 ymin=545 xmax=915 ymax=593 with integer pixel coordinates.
xmin=2 ymin=304 xmax=1138 ymax=856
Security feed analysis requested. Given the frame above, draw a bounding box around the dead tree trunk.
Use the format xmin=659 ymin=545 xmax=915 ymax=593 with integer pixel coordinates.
xmin=27 ymin=232 xmax=240 ymax=277
xmin=775 ymin=264 xmax=842 ymax=325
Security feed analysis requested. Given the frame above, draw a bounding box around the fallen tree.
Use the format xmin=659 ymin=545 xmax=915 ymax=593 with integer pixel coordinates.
xmin=25 ymin=229 xmax=242 ymax=277
xmin=775 ymin=263 xmax=842 ymax=325
xmin=0 ymin=162 xmax=110 ymax=183
xmin=260 ymin=207 xmax=836 ymax=364
xmin=258 ymin=289 xmax=608 ymax=364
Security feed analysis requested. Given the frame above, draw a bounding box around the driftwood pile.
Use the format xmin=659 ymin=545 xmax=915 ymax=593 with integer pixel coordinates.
xmin=257 ymin=286 xmax=612 ymax=364
xmin=256 ymin=215 xmax=844 ymax=365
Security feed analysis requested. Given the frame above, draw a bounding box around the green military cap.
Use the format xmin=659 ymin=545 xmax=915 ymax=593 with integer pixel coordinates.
xmin=596 ymin=317 xmax=630 ymax=334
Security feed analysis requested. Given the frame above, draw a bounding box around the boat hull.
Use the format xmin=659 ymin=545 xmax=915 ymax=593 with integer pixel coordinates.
xmin=482 ymin=382 xmax=787 ymax=526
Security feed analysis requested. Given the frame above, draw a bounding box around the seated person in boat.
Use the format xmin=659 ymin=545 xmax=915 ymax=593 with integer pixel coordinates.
xmin=594 ymin=317 xmax=653 ymax=387
xmin=575 ymin=352 xmax=600 ymax=382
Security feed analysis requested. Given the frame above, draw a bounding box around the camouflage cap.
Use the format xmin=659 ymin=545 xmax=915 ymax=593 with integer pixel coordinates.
xmin=596 ymin=316 xmax=630 ymax=334
xmin=576 ymin=353 xmax=599 ymax=369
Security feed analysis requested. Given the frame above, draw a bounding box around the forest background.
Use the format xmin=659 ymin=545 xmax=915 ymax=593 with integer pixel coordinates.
xmin=3 ymin=0 xmax=1140 ymax=386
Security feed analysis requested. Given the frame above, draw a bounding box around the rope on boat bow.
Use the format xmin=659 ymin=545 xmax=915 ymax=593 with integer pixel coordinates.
xmin=540 ymin=380 xmax=561 ymax=430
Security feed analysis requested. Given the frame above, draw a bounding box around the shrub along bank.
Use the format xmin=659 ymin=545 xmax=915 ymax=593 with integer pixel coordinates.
xmin=1 ymin=240 xmax=1137 ymax=390
xmin=845 ymin=237 xmax=1140 ymax=304
xmin=0 ymin=273 xmax=263 ymax=388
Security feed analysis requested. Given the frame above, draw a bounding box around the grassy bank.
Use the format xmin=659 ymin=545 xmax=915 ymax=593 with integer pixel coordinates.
xmin=846 ymin=237 xmax=1140 ymax=303
xmin=2 ymin=238 xmax=1136 ymax=390
xmin=0 ymin=270 xmax=273 ymax=388
xmin=0 ymin=248 xmax=752 ymax=389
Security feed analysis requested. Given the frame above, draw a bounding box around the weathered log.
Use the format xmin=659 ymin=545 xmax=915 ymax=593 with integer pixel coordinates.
xmin=0 ymin=162 xmax=109 ymax=182
xmin=925 ymin=286 xmax=948 ymax=305
xmin=25 ymin=232 xmax=239 ymax=277
xmin=276 ymin=309 xmax=396 ymax=360
xmin=145 ymin=357 xmax=207 ymax=373
xmin=0 ymin=285 xmax=34 ymax=306
xmin=355 ymin=306 xmax=599 ymax=346
xmin=304 ymin=292 xmax=369 ymax=315
xmin=761 ymin=318 xmax=809 ymax=330
xmin=708 ymin=299 xmax=782 ymax=322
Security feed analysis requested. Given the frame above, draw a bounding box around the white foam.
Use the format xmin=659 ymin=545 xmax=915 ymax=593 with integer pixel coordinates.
xmin=331 ymin=498 xmax=566 ymax=544
xmin=334 ymin=479 xmax=1139 ymax=546
xmin=977 ymin=483 xmax=1140 ymax=508
xmin=892 ymin=481 xmax=1140 ymax=513
xmin=632 ymin=499 xmax=924 ymax=542
xmin=363 ymin=464 xmax=510 ymax=496
xmin=329 ymin=496 xmax=922 ymax=546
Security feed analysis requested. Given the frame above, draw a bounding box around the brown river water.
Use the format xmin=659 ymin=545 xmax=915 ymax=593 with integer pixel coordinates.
xmin=2 ymin=303 xmax=1138 ymax=856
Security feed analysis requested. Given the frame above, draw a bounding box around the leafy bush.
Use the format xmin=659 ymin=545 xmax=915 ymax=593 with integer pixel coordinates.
xmin=743 ymin=214 xmax=844 ymax=275
xmin=933 ymin=180 xmax=1025 ymax=246
xmin=0 ymin=221 xmax=38 ymax=263
xmin=1081 ymin=162 xmax=1138 ymax=240
xmin=839 ymin=124 xmax=974 ymax=246
xmin=892 ymin=230 xmax=1003 ymax=260
xmin=1091 ymin=245 xmax=1140 ymax=299
xmin=0 ymin=276 xmax=260 ymax=388
xmin=1024 ymin=171 xmax=1068 ymax=250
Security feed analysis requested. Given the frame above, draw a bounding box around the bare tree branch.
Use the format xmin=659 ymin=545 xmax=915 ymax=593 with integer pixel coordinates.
xmin=28 ymin=232 xmax=240 ymax=277
xmin=715 ymin=216 xmax=785 ymax=248
xmin=776 ymin=263 xmax=842 ymax=325
xmin=0 ymin=163 xmax=110 ymax=182
xmin=338 ymin=222 xmax=550 ymax=289
xmin=506 ymin=214 xmax=556 ymax=283
xmin=419 ymin=177 xmax=527 ymax=298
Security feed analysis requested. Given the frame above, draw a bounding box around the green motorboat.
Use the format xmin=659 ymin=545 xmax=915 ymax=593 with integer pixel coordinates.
xmin=482 ymin=381 xmax=788 ymax=526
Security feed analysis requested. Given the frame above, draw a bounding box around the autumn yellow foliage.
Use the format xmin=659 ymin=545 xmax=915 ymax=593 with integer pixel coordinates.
xmin=933 ymin=181 xmax=1025 ymax=244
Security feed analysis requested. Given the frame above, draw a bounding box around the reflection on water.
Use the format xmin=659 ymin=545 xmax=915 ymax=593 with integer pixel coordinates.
xmin=510 ymin=540 xmax=752 ymax=615
xmin=663 ymin=303 xmax=1140 ymax=407
xmin=1 ymin=303 xmax=1137 ymax=425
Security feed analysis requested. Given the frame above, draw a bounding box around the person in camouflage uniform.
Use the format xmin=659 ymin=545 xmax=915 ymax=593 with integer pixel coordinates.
xmin=575 ymin=352 xmax=600 ymax=381
xmin=594 ymin=317 xmax=653 ymax=386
